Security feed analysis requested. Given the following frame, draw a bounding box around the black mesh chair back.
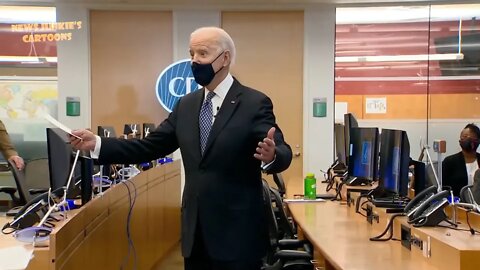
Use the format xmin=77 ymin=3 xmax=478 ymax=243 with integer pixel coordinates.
xmin=262 ymin=179 xmax=280 ymax=265
xmin=269 ymin=187 xmax=296 ymax=239
xmin=272 ymin=173 xmax=286 ymax=197
xmin=460 ymin=184 xmax=475 ymax=203
xmin=8 ymin=158 xmax=50 ymax=205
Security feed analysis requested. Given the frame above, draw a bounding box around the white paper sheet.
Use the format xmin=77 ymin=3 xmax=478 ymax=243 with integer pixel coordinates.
xmin=284 ymin=198 xmax=326 ymax=203
xmin=43 ymin=113 xmax=82 ymax=140
xmin=0 ymin=245 xmax=33 ymax=270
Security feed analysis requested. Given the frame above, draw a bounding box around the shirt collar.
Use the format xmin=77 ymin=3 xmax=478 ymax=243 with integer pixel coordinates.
xmin=204 ymin=73 xmax=233 ymax=100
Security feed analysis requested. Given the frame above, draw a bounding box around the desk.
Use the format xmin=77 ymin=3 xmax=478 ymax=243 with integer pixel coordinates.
xmin=0 ymin=160 xmax=181 ymax=270
xmin=288 ymin=201 xmax=435 ymax=270
xmin=287 ymin=178 xmax=480 ymax=270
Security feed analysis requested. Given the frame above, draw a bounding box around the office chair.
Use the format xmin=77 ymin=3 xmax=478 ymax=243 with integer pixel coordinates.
xmin=460 ymin=185 xmax=475 ymax=203
xmin=270 ymin=187 xmax=297 ymax=239
xmin=7 ymin=159 xmax=50 ymax=215
xmin=272 ymin=173 xmax=287 ymax=198
xmin=262 ymin=179 xmax=313 ymax=270
xmin=0 ymin=170 xmax=20 ymax=206
xmin=473 ymin=169 xmax=480 ymax=204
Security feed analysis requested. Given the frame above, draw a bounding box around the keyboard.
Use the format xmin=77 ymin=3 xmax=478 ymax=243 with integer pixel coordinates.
xmin=316 ymin=193 xmax=336 ymax=200
xmin=371 ymin=198 xmax=407 ymax=209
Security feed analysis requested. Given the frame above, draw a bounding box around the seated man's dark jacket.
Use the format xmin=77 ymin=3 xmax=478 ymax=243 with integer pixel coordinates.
xmin=97 ymin=79 xmax=292 ymax=261
xmin=442 ymin=151 xmax=480 ymax=196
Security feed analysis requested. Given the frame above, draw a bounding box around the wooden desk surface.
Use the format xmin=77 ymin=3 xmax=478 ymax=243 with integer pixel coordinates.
xmin=0 ymin=161 xmax=181 ymax=270
xmin=288 ymin=201 xmax=435 ymax=270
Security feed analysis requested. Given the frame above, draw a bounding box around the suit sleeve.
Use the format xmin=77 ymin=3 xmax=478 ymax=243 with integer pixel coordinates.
xmin=98 ymin=101 xmax=180 ymax=165
xmin=0 ymin=121 xmax=18 ymax=160
xmin=442 ymin=155 xmax=455 ymax=191
xmin=251 ymin=96 xmax=292 ymax=174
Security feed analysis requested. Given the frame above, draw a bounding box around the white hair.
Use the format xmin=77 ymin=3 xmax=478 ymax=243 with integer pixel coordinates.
xmin=191 ymin=26 xmax=236 ymax=65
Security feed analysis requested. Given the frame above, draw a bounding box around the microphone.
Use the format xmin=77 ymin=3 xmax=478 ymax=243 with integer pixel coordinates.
xmin=423 ymin=145 xmax=442 ymax=192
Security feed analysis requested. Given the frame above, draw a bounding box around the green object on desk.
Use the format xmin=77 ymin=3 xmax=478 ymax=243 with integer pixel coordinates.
xmin=304 ymin=173 xmax=317 ymax=200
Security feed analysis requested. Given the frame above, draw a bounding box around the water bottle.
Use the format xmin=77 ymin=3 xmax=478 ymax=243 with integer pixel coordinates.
xmin=304 ymin=173 xmax=317 ymax=200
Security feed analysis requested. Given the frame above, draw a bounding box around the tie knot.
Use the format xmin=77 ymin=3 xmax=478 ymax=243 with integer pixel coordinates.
xmin=205 ymin=91 xmax=215 ymax=102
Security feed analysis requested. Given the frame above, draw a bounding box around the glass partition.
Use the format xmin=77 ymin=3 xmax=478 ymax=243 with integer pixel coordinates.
xmin=427 ymin=4 xmax=480 ymax=156
xmin=335 ymin=4 xmax=480 ymax=160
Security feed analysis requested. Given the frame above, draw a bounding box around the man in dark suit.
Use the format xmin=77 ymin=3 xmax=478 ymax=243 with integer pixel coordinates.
xmin=443 ymin=123 xmax=480 ymax=196
xmin=71 ymin=26 xmax=292 ymax=270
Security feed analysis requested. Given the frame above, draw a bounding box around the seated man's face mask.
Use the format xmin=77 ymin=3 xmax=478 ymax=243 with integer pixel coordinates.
xmin=191 ymin=51 xmax=225 ymax=86
xmin=459 ymin=138 xmax=479 ymax=152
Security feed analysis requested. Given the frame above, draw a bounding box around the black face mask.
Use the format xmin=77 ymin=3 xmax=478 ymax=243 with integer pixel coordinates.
xmin=459 ymin=139 xmax=479 ymax=152
xmin=191 ymin=51 xmax=225 ymax=86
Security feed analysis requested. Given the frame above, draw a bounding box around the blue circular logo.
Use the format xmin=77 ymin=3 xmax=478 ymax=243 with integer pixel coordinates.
xmin=156 ymin=59 xmax=201 ymax=112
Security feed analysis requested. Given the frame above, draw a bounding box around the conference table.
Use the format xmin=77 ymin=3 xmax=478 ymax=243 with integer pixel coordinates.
xmin=286 ymin=177 xmax=480 ymax=270
xmin=0 ymin=160 xmax=181 ymax=270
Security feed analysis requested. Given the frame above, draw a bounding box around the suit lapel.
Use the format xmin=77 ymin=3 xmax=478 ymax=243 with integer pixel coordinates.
xmin=192 ymin=88 xmax=205 ymax=159
xmin=202 ymin=80 xmax=242 ymax=158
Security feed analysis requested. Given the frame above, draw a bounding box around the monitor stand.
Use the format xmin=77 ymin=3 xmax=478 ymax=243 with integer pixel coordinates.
xmin=332 ymin=162 xmax=347 ymax=174
xmin=368 ymin=187 xmax=407 ymax=209
xmin=344 ymin=176 xmax=370 ymax=186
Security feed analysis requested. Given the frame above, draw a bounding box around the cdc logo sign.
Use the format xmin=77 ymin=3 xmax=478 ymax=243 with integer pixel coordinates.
xmin=156 ymin=59 xmax=201 ymax=112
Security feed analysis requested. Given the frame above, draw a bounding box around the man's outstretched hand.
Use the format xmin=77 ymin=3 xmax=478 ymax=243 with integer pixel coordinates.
xmin=254 ymin=127 xmax=276 ymax=164
xmin=70 ymin=129 xmax=96 ymax=151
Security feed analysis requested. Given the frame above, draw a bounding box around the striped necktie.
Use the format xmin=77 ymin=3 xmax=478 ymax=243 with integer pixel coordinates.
xmin=199 ymin=91 xmax=216 ymax=155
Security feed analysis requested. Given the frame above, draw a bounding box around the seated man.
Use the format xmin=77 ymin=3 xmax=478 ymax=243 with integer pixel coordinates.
xmin=443 ymin=123 xmax=480 ymax=196
xmin=0 ymin=120 xmax=24 ymax=170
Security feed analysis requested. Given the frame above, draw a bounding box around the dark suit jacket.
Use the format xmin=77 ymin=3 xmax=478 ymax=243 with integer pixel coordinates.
xmin=442 ymin=151 xmax=480 ymax=196
xmin=98 ymin=79 xmax=292 ymax=260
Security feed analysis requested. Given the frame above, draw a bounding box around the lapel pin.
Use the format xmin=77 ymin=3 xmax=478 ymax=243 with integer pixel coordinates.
xmin=231 ymin=100 xmax=236 ymax=104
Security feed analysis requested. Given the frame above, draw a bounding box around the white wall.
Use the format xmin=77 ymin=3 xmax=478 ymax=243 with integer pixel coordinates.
xmin=56 ymin=4 xmax=91 ymax=129
xmin=303 ymin=6 xmax=336 ymax=177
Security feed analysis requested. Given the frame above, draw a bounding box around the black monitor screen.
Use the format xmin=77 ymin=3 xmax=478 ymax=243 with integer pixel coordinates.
xmin=46 ymin=128 xmax=73 ymax=191
xmin=143 ymin=123 xmax=156 ymax=138
xmin=124 ymin=124 xmax=140 ymax=135
xmin=378 ymin=129 xmax=410 ymax=196
xmin=334 ymin=123 xmax=347 ymax=166
xmin=97 ymin=126 xmax=117 ymax=138
xmin=434 ymin=32 xmax=480 ymax=76
xmin=344 ymin=113 xmax=359 ymax=166
xmin=348 ymin=127 xmax=378 ymax=181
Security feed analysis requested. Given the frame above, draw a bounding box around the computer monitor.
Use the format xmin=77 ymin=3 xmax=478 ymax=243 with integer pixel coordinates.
xmin=46 ymin=128 xmax=91 ymax=204
xmin=124 ymin=124 xmax=140 ymax=138
xmin=378 ymin=129 xmax=410 ymax=197
xmin=46 ymin=128 xmax=74 ymax=191
xmin=142 ymin=123 xmax=156 ymax=138
xmin=97 ymin=126 xmax=117 ymax=138
xmin=334 ymin=123 xmax=347 ymax=167
xmin=344 ymin=113 xmax=359 ymax=166
xmin=348 ymin=127 xmax=379 ymax=182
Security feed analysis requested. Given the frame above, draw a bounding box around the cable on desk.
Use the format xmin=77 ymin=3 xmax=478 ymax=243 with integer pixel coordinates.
xmin=355 ymin=194 xmax=370 ymax=217
xmin=332 ymin=182 xmax=344 ymax=201
xmin=120 ymin=179 xmax=138 ymax=270
xmin=326 ymin=174 xmax=342 ymax=192
xmin=369 ymin=213 xmax=405 ymax=242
